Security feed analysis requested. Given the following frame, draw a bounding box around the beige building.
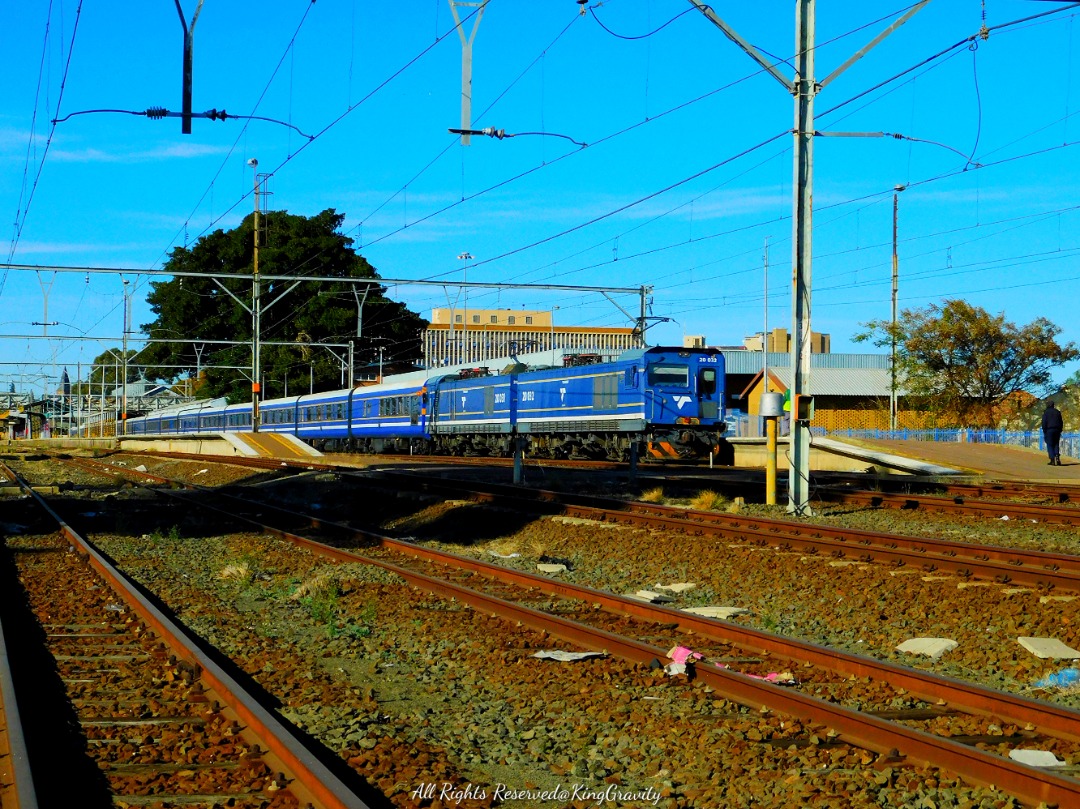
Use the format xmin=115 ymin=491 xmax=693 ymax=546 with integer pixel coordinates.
xmin=423 ymin=308 xmax=639 ymax=367
xmin=744 ymin=328 xmax=830 ymax=354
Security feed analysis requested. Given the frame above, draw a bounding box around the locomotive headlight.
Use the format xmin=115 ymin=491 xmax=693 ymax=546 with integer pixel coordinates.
xmin=676 ymin=417 xmax=700 ymax=425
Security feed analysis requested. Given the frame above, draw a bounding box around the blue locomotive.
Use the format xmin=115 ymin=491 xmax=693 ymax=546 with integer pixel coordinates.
xmin=125 ymin=347 xmax=726 ymax=460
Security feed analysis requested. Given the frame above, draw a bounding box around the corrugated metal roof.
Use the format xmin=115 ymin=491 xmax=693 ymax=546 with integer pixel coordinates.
xmin=764 ymin=366 xmax=899 ymax=396
xmin=721 ymin=350 xmax=890 ymax=373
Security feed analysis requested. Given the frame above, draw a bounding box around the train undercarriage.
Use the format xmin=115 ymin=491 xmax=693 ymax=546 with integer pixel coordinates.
xmin=316 ymin=428 xmax=725 ymax=462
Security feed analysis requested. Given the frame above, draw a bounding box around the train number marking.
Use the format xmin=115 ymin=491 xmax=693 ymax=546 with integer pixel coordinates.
xmin=521 ymin=391 xmax=535 ymax=402
xmin=559 ymin=387 xmax=566 ymax=405
xmin=495 ymin=393 xmax=506 ymax=404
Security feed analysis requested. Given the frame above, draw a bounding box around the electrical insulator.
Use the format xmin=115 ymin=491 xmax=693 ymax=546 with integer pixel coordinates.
xmin=145 ymin=107 xmax=169 ymax=120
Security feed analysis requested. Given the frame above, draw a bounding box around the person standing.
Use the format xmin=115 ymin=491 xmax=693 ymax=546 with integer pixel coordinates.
xmin=1042 ymin=401 xmax=1064 ymax=466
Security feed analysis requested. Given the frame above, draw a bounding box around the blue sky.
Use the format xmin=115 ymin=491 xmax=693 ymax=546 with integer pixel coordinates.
xmin=4 ymin=0 xmax=1080 ymax=395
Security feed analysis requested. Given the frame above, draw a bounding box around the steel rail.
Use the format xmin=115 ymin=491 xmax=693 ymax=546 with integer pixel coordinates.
xmin=815 ymin=487 xmax=1080 ymax=525
xmin=53 ymin=459 xmax=1080 ymax=774
xmin=57 ymin=451 xmax=1080 ymax=592
xmin=0 ymin=587 xmax=39 ymax=809
xmin=374 ymin=471 xmax=1080 ymax=592
xmin=0 ymin=462 xmax=370 ymax=809
xmin=49 ymin=458 xmax=1080 ymax=736
xmin=62 ymin=461 xmax=1080 ymax=808
xmin=811 ymin=471 xmax=1080 ymax=503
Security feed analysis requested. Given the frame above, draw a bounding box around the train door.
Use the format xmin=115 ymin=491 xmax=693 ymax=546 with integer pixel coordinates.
xmin=698 ymin=365 xmax=719 ymax=419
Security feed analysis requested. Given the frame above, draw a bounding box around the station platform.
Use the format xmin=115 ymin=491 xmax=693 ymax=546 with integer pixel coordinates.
xmin=825 ymin=436 xmax=1075 ymax=482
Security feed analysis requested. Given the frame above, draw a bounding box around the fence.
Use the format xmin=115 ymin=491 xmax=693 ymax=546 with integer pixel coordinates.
xmin=828 ymin=428 xmax=1080 ymax=459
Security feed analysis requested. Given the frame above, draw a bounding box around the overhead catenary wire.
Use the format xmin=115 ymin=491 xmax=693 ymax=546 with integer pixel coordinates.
xmin=4 ymin=0 xmax=84 ymax=281
xmin=6 ymin=2 xmax=1080 ymax=388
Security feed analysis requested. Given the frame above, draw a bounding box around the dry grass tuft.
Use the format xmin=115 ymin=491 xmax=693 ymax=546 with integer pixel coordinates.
xmin=640 ymin=487 xmax=666 ymax=504
xmin=218 ymin=563 xmax=254 ymax=583
xmin=690 ymin=490 xmax=727 ymax=511
xmin=290 ymin=571 xmax=339 ymax=601
xmin=484 ymin=538 xmax=523 ymax=557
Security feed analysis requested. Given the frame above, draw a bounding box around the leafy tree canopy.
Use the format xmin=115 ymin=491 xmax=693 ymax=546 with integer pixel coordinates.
xmin=140 ymin=209 xmax=426 ymax=401
xmin=855 ymin=299 xmax=1079 ymax=427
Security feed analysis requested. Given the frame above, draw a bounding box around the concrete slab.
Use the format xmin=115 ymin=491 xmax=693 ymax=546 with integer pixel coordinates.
xmin=682 ymin=606 xmax=749 ymax=619
xmin=1017 ymin=637 xmax=1080 ymax=660
xmin=656 ymin=582 xmax=696 ymax=593
xmin=810 ymin=436 xmax=963 ymax=476
xmin=626 ymin=590 xmax=674 ymax=604
xmin=536 ymin=563 xmax=567 ymax=574
xmin=1040 ymin=595 xmax=1078 ymax=604
xmin=896 ymin=638 xmax=958 ymax=660
xmin=1009 ymin=749 xmax=1067 ymax=767
xmin=533 ymin=650 xmax=605 ymax=662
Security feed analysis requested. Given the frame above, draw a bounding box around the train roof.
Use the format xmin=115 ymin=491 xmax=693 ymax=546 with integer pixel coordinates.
xmin=617 ymin=346 xmax=723 ymax=363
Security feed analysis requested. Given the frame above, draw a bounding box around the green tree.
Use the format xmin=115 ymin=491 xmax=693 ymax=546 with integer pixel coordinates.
xmin=855 ymin=299 xmax=1079 ymax=427
xmin=140 ymin=209 xmax=426 ymax=401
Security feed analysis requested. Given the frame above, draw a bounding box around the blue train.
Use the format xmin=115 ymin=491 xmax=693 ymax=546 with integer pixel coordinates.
xmin=125 ymin=347 xmax=726 ymax=460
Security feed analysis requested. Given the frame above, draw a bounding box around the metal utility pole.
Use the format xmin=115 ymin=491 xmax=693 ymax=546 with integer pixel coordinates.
xmin=250 ymin=158 xmax=262 ymax=432
xmin=634 ymin=287 xmax=649 ymax=348
xmin=121 ymin=280 xmax=130 ymax=437
xmin=689 ymin=0 xmax=930 ymax=515
xmin=448 ymin=1 xmax=488 ymax=146
xmin=173 ymin=0 xmax=205 ymax=134
xmin=457 ymin=252 xmax=472 ymax=363
xmin=789 ymin=0 xmax=816 ymax=515
xmin=891 ymin=184 xmax=906 ymax=432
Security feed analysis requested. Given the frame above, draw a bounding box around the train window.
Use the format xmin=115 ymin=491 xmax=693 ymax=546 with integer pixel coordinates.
xmin=698 ymin=368 xmax=717 ymax=395
xmin=624 ymin=367 xmax=637 ymax=386
xmin=647 ymin=364 xmax=689 ymax=387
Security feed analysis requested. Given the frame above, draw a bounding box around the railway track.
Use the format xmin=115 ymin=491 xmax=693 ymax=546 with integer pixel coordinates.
xmin=39 ymin=453 xmax=1080 ymax=807
xmin=120 ymin=446 xmax=1080 ymax=524
xmin=0 ymin=462 xmax=370 ymax=809
xmin=50 ymin=449 xmax=1080 ymax=592
xmin=369 ymin=470 xmax=1080 ymax=594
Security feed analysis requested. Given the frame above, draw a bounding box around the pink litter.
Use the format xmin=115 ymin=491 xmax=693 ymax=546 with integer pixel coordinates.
xmin=667 ymin=646 xmax=704 ymax=665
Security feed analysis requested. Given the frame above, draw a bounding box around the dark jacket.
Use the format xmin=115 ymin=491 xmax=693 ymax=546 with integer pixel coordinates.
xmin=1042 ymin=405 xmax=1064 ymax=433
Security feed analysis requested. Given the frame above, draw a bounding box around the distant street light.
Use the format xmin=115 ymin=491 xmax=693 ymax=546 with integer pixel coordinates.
xmin=891 ymin=184 xmax=906 ymax=433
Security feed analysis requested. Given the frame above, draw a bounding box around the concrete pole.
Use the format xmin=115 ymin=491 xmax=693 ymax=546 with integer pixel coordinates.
xmin=788 ymin=0 xmax=815 ymax=516
xmin=448 ymin=1 xmax=487 ymax=146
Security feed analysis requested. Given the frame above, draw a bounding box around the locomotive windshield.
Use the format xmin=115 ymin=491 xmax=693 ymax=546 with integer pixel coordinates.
xmin=647 ymin=364 xmax=689 ymax=387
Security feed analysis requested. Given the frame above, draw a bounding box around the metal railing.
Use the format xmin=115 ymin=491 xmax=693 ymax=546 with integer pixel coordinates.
xmin=828 ymin=428 xmax=1080 ymax=459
